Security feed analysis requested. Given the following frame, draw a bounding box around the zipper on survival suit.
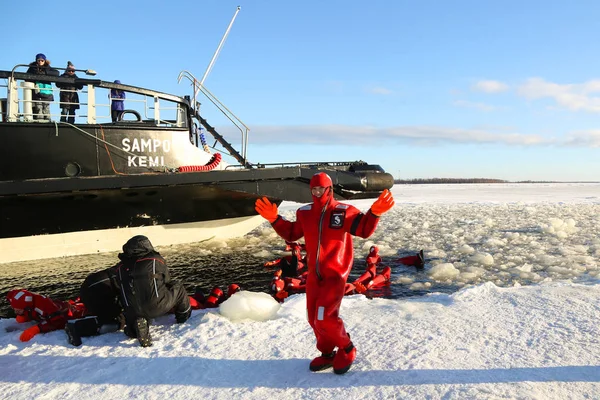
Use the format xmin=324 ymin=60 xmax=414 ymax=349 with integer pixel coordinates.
xmin=315 ymin=198 xmax=330 ymax=281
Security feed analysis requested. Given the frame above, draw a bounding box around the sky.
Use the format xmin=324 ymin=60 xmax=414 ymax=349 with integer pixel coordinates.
xmin=1 ymin=184 xmax=600 ymax=399
xmin=3 ymin=1 xmax=600 ymax=181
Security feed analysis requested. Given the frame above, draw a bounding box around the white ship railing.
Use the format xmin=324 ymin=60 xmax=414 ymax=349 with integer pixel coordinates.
xmin=1 ymin=66 xmax=187 ymax=128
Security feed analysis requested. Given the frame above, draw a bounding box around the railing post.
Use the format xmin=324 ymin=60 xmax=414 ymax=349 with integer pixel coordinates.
xmin=87 ymin=84 xmax=96 ymax=124
xmin=20 ymin=81 xmax=34 ymax=122
xmin=154 ymin=96 xmax=160 ymax=122
xmin=6 ymin=77 xmax=19 ymax=122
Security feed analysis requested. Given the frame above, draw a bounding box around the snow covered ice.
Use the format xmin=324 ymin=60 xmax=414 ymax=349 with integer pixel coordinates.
xmin=1 ymin=183 xmax=599 ymax=399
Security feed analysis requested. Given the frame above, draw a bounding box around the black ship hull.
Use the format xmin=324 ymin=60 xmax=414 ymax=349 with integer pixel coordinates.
xmin=0 ymin=70 xmax=393 ymax=263
xmin=1 ymin=165 xmax=391 ymax=239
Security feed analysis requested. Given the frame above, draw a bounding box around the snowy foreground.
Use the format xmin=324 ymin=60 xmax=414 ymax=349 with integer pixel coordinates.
xmin=1 ymin=183 xmax=600 ymax=399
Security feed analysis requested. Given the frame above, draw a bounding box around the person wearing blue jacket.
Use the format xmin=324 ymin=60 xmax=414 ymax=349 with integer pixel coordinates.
xmin=110 ymin=80 xmax=126 ymax=122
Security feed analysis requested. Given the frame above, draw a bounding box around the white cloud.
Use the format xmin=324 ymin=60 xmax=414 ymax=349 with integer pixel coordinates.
xmin=365 ymin=86 xmax=393 ymax=95
xmin=452 ymin=100 xmax=498 ymax=112
xmin=472 ymin=80 xmax=509 ymax=93
xmin=564 ymin=130 xmax=600 ymax=147
xmin=518 ymin=78 xmax=600 ymax=113
xmin=229 ymin=125 xmax=550 ymax=146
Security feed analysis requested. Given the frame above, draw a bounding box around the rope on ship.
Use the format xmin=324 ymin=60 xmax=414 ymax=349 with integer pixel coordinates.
xmin=178 ymin=153 xmax=222 ymax=172
xmin=199 ymin=127 xmax=211 ymax=154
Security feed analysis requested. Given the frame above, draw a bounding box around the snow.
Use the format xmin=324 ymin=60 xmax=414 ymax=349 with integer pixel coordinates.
xmin=2 ymin=183 xmax=600 ymax=399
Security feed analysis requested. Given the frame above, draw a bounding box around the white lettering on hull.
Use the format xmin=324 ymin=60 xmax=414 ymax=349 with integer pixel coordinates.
xmin=128 ymin=156 xmax=165 ymax=167
xmin=122 ymin=138 xmax=171 ymax=167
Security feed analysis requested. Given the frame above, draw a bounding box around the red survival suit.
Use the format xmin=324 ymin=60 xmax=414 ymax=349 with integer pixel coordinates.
xmin=270 ymin=173 xmax=380 ymax=356
xmin=6 ymin=289 xmax=86 ymax=341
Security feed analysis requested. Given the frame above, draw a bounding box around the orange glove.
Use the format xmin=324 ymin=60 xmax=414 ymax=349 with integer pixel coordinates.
xmin=19 ymin=325 xmax=41 ymax=342
xmin=274 ymin=290 xmax=289 ymax=301
xmin=255 ymin=197 xmax=278 ymax=223
xmin=354 ymin=282 xmax=367 ymax=294
xmin=15 ymin=315 xmax=29 ymax=323
xmin=370 ymin=189 xmax=395 ymax=216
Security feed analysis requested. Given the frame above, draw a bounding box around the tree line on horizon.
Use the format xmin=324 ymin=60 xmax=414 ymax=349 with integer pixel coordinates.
xmin=393 ymin=178 xmax=567 ymax=184
xmin=394 ymin=178 xmax=508 ymax=184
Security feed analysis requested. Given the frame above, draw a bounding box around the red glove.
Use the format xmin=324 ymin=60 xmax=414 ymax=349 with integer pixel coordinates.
xmin=354 ymin=282 xmax=367 ymax=294
xmin=20 ymin=325 xmax=41 ymax=342
xmin=255 ymin=197 xmax=278 ymax=223
xmin=370 ymin=189 xmax=395 ymax=216
xmin=15 ymin=315 xmax=29 ymax=323
xmin=274 ymin=290 xmax=289 ymax=301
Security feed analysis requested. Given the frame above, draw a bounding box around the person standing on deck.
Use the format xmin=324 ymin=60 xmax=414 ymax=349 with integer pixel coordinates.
xmin=26 ymin=53 xmax=59 ymax=120
xmin=56 ymin=61 xmax=83 ymax=123
xmin=110 ymin=80 xmax=126 ymax=122
xmin=255 ymin=172 xmax=395 ymax=374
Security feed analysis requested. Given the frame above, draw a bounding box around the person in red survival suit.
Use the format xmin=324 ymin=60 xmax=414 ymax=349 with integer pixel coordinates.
xmin=255 ymin=172 xmax=394 ymax=375
xmin=6 ymin=289 xmax=86 ymax=342
xmin=264 ymin=242 xmax=307 ymax=279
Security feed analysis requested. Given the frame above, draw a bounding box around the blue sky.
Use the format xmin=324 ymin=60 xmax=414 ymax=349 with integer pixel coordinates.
xmin=4 ymin=0 xmax=600 ymax=181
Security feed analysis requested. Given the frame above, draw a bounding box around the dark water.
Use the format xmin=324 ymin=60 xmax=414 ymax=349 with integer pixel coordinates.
xmin=0 ymin=241 xmax=445 ymax=318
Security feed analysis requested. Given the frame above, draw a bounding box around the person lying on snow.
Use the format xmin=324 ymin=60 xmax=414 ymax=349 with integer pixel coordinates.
xmin=114 ymin=235 xmax=191 ymax=347
xmin=6 ymin=289 xmax=86 ymax=342
xmin=255 ymin=172 xmax=394 ymax=375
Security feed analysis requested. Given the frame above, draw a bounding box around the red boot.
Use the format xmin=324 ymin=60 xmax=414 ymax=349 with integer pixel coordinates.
xmin=333 ymin=342 xmax=356 ymax=374
xmin=309 ymin=351 xmax=336 ymax=372
xmin=204 ymin=287 xmax=224 ymax=308
xmin=227 ymin=284 xmax=241 ymax=298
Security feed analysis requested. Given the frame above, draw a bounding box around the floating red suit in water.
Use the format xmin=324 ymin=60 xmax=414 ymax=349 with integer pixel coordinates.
xmin=348 ymin=245 xmax=392 ymax=294
xmin=264 ymin=241 xmax=307 ymax=278
xmin=397 ymin=249 xmax=425 ymax=268
xmin=266 ymin=243 xmax=425 ymax=300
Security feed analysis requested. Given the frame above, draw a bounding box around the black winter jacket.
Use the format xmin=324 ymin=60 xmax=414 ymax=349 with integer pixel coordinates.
xmin=26 ymin=61 xmax=59 ymax=101
xmin=115 ymin=236 xmax=186 ymax=319
xmin=56 ymin=72 xmax=83 ymax=110
xmin=80 ymin=266 xmax=122 ymax=325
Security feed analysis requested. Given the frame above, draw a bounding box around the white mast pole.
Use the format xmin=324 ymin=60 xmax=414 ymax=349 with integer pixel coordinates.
xmin=200 ymin=6 xmax=241 ymax=86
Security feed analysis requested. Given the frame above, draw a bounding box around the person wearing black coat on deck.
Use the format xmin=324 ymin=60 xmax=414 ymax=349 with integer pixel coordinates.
xmin=26 ymin=53 xmax=59 ymax=120
xmin=115 ymin=235 xmax=191 ymax=347
xmin=56 ymin=61 xmax=83 ymax=123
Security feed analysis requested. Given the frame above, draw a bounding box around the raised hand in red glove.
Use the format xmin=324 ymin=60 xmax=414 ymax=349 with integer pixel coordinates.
xmin=19 ymin=325 xmax=41 ymax=342
xmin=370 ymin=189 xmax=395 ymax=216
xmin=255 ymin=197 xmax=278 ymax=223
xmin=15 ymin=315 xmax=29 ymax=323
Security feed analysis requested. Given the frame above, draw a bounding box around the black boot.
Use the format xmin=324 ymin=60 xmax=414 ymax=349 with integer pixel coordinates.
xmin=65 ymin=322 xmax=82 ymax=346
xmin=135 ymin=317 xmax=152 ymax=347
xmin=174 ymin=295 xmax=192 ymax=323
xmin=65 ymin=316 xmax=101 ymax=346
xmin=175 ymin=306 xmax=191 ymax=323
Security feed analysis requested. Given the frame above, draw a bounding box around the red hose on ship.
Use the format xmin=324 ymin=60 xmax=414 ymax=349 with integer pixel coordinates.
xmin=178 ymin=153 xmax=222 ymax=172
